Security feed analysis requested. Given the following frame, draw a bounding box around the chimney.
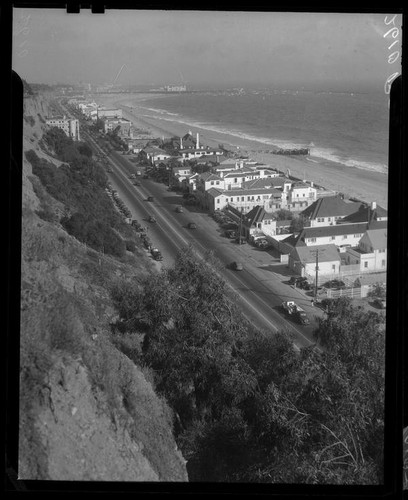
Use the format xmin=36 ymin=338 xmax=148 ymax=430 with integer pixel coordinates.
xmin=196 ymin=133 xmax=200 ymax=149
xmin=180 ymin=137 xmax=183 ymax=149
xmin=310 ymin=181 xmax=314 ymax=187
xmin=371 ymin=201 xmax=377 ymax=210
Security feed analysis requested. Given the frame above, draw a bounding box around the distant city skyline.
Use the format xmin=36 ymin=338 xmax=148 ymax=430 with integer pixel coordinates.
xmin=12 ymin=9 xmax=402 ymax=92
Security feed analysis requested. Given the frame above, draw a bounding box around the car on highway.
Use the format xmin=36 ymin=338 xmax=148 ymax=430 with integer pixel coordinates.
xmin=147 ymin=196 xmax=154 ymax=202
xmin=188 ymin=222 xmax=197 ymax=229
xmin=133 ymin=181 xmax=141 ymax=186
xmin=148 ymin=216 xmax=157 ymax=223
xmin=231 ymin=261 xmax=244 ymax=271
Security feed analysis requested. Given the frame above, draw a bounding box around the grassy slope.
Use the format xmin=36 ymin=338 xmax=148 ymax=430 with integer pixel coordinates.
xmin=18 ymin=95 xmax=187 ymax=481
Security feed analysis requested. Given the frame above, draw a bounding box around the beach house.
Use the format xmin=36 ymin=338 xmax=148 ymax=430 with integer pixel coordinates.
xmin=241 ymin=206 xmax=277 ymax=239
xmin=140 ymin=146 xmax=172 ymax=165
xmin=338 ymin=201 xmax=388 ymax=224
xmin=205 ymin=186 xmax=284 ymax=213
xmin=286 ymin=181 xmax=317 ymax=210
xmin=97 ymin=108 xmax=123 ymax=119
xmin=196 ymin=172 xmax=225 ymax=191
xmin=103 ymin=118 xmax=133 ymax=138
xmin=288 ymin=244 xmax=341 ymax=278
xmin=223 ymin=170 xmax=261 ymax=190
xmin=300 ymin=195 xmax=365 ymax=227
xmin=343 ymin=227 xmax=387 ymax=273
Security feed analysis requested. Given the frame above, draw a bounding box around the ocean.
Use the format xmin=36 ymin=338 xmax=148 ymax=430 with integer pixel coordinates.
xmin=126 ymin=89 xmax=390 ymax=175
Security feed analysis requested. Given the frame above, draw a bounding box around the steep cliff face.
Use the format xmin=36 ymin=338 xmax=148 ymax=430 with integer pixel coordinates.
xmin=18 ymin=94 xmax=188 ymax=482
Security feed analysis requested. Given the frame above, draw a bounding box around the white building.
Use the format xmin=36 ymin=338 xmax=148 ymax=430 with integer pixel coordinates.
xmin=344 ymin=227 xmax=387 ymax=273
xmin=97 ymin=108 xmax=123 ymax=119
xmin=46 ymin=115 xmax=80 ymax=141
xmin=288 ymin=244 xmax=342 ymax=278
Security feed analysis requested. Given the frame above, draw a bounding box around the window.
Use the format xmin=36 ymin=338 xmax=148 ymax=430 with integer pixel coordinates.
xmin=354 ymin=234 xmax=361 ymax=238
xmin=364 ymin=261 xmax=368 ymax=268
xmin=381 ymin=259 xmax=386 ymax=267
xmin=331 ymin=236 xmax=336 ymax=240
xmin=343 ymin=235 xmax=348 ymax=239
xmin=332 ymin=264 xmax=336 ymax=270
xmin=308 ymin=237 xmax=316 ymax=243
xmin=328 ymin=217 xmax=332 ymax=221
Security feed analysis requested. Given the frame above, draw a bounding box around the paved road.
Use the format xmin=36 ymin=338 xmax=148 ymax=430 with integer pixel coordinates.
xmin=63 ymin=104 xmax=323 ymax=350
xmin=106 ymin=152 xmax=323 ymax=350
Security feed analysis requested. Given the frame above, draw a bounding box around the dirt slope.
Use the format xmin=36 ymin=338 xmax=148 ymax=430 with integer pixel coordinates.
xmin=17 ymin=94 xmax=188 ymax=482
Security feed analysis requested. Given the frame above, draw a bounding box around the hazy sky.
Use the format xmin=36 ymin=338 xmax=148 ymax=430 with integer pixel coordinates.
xmin=12 ymin=9 xmax=403 ymax=90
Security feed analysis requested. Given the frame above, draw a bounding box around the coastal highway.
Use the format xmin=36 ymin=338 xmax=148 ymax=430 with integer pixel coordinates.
xmin=102 ymin=150 xmax=320 ymax=351
xmin=69 ymin=111 xmax=320 ymax=350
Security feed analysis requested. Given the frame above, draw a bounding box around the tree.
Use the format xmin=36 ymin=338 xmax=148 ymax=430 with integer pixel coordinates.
xmin=275 ymin=208 xmax=294 ymax=221
xmin=290 ymin=214 xmax=308 ymax=232
xmin=367 ymin=283 xmax=386 ymax=300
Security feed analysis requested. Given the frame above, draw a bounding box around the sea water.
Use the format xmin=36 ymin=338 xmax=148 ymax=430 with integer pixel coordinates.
xmin=129 ymin=89 xmax=390 ymax=175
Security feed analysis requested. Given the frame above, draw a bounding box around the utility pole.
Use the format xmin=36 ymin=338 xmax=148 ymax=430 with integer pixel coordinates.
xmin=239 ymin=208 xmax=243 ymax=245
xmin=307 ymin=247 xmax=322 ymax=299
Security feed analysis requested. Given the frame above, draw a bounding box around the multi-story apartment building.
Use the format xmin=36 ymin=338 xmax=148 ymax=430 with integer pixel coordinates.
xmin=46 ymin=115 xmax=80 ymax=141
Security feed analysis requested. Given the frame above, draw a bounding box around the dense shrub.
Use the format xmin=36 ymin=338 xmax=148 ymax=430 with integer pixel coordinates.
xmin=111 ymin=247 xmax=385 ymax=484
xmin=61 ymin=212 xmax=126 ymax=258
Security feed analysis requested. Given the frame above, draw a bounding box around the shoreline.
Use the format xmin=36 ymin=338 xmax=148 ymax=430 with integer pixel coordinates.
xmin=94 ymin=93 xmax=388 ymax=209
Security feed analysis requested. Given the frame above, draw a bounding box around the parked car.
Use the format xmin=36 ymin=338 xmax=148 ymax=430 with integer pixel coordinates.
xmin=148 ymin=215 xmax=157 ymax=223
xmin=255 ymin=239 xmax=269 ymax=249
xmin=322 ymin=279 xmax=346 ymax=289
xmin=235 ymin=236 xmax=247 ymax=244
xmin=231 ymin=261 xmax=244 ymax=271
xmin=175 ymin=206 xmax=183 ymax=213
xmin=188 ymin=222 xmax=197 ymax=229
xmin=151 ymin=248 xmax=163 ymax=261
xmin=147 ymin=196 xmax=154 ymax=202
xmin=288 ymin=276 xmax=302 ymax=285
xmin=225 ymin=230 xmax=237 ymax=239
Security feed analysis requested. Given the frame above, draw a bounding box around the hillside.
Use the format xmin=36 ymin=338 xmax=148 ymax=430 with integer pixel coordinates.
xmin=17 ymin=93 xmax=385 ymax=485
xmin=18 ymin=94 xmax=188 ymax=481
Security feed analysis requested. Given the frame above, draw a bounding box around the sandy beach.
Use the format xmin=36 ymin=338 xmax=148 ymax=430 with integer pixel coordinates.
xmin=95 ymin=93 xmax=389 ymax=209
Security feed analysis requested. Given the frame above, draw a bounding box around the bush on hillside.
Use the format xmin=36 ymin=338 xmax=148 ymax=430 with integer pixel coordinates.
xmin=61 ymin=212 xmax=126 ymax=258
xmin=111 ymin=246 xmax=386 ymax=484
